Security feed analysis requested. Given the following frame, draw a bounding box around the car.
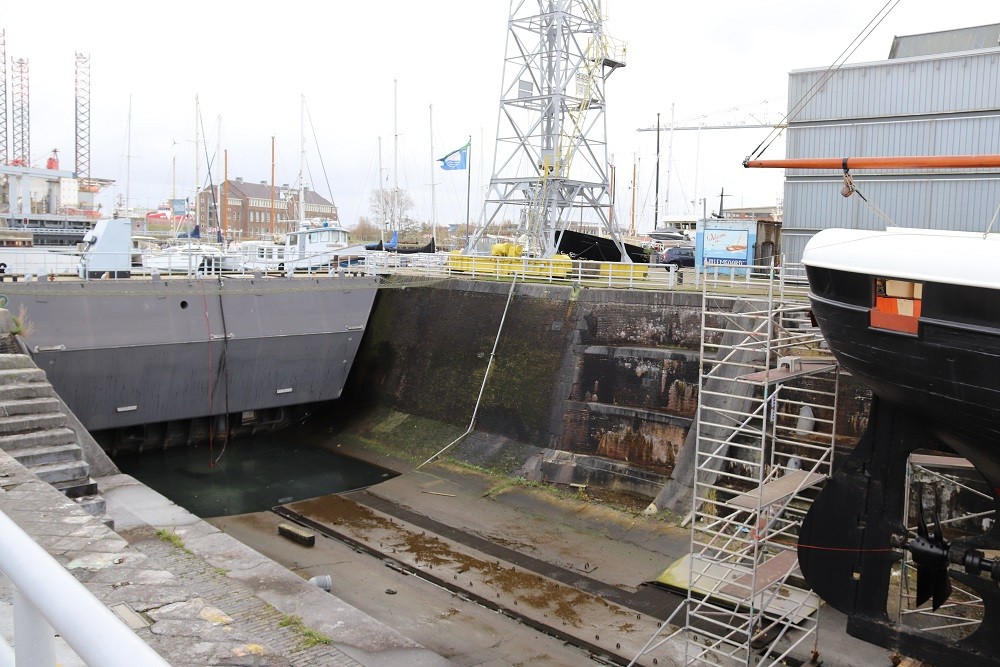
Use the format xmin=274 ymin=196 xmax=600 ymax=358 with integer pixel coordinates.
xmin=659 ymin=246 xmax=695 ymax=268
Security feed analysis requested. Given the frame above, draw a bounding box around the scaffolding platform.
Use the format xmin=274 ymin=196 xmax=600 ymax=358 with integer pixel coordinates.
xmin=738 ymin=361 xmax=837 ymax=385
xmin=658 ymin=553 xmax=817 ymax=624
xmin=728 ymin=470 xmax=826 ymax=510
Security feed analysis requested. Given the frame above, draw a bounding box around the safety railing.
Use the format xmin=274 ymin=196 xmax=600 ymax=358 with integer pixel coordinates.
xmin=19 ymin=249 xmax=807 ymax=298
xmin=0 ymin=509 xmax=170 ymax=667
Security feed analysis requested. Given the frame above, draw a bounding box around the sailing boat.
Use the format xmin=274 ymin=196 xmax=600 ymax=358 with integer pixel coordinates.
xmin=239 ymin=97 xmax=367 ymax=273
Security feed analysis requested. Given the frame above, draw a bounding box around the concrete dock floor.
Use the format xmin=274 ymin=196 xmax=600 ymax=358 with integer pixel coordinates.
xmin=0 ymin=444 xmax=909 ymax=666
xmin=212 ymin=460 xmax=899 ymax=666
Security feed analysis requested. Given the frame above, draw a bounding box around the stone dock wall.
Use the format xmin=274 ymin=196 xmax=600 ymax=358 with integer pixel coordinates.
xmin=341 ymin=279 xmax=868 ymax=500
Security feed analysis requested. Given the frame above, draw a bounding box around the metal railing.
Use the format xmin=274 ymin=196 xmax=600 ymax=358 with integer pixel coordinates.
xmin=22 ymin=248 xmax=806 ymax=297
xmin=0 ymin=509 xmax=169 ymax=667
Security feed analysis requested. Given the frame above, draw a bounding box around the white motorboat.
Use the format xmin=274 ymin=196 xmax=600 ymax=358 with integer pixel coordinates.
xmin=239 ymin=221 xmax=367 ymax=273
xmin=141 ymin=242 xmax=227 ymax=274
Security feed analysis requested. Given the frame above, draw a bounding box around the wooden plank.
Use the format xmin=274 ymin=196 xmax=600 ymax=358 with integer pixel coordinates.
xmin=719 ymin=550 xmax=798 ymax=598
xmin=909 ymin=453 xmax=974 ymax=470
xmin=737 ymin=362 xmax=836 ymax=384
xmin=729 ymin=470 xmax=825 ymax=510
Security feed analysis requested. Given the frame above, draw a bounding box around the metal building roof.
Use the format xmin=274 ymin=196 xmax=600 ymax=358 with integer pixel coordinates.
xmin=889 ymin=23 xmax=1000 ymax=59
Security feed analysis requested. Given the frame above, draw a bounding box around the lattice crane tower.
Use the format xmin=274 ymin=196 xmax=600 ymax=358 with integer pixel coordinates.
xmin=75 ymin=52 xmax=91 ymax=178
xmin=0 ymin=30 xmax=7 ymax=167
xmin=471 ymin=0 xmax=626 ymax=259
xmin=10 ymin=57 xmax=29 ymax=167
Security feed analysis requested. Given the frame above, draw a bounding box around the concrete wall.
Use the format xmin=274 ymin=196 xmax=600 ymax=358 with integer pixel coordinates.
xmin=344 ymin=279 xmax=873 ymax=499
xmin=346 ymin=280 xmax=703 ymax=495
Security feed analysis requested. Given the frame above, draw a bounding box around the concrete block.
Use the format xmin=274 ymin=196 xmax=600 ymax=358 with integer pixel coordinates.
xmin=73 ymin=493 xmax=108 ymax=518
xmin=278 ymin=522 xmax=315 ymax=546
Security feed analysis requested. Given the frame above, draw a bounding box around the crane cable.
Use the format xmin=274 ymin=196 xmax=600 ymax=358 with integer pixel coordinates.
xmin=745 ymin=0 xmax=902 ymax=164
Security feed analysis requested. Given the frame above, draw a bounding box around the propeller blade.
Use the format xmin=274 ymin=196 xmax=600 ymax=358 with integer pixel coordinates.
xmin=931 ymin=490 xmax=945 ymax=544
xmin=932 ymin=569 xmax=953 ymax=610
xmin=916 ymin=483 xmax=929 ymax=539
xmin=911 ymin=484 xmax=953 ymax=610
xmin=915 ymin=565 xmax=932 ymax=608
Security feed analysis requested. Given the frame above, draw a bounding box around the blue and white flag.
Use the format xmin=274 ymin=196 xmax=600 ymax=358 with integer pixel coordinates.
xmin=438 ymin=142 xmax=470 ymax=170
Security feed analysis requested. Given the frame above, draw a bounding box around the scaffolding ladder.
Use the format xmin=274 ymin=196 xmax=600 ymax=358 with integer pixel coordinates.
xmin=633 ymin=261 xmax=841 ymax=666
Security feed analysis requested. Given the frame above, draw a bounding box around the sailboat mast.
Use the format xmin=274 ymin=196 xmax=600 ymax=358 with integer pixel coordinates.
xmin=378 ymin=136 xmax=385 ymax=243
xmin=194 ymin=94 xmax=200 ymax=230
xmin=665 ymin=103 xmax=675 ymax=218
xmin=298 ymin=94 xmax=305 ymax=229
xmin=222 ymin=149 xmax=228 ymax=241
xmin=653 ymin=112 xmax=660 ymax=230
xmin=630 ymin=155 xmax=637 ymax=237
xmin=429 ymin=104 xmax=437 ymax=246
xmin=170 ymin=154 xmax=176 ymax=236
xmin=393 ymin=79 xmax=398 ymax=233
xmin=270 ymin=135 xmax=275 ymax=236
xmin=125 ymin=94 xmax=132 ymax=214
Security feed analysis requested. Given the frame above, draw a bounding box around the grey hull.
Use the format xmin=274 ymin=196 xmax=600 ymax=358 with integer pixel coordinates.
xmin=1 ymin=274 xmax=377 ymax=431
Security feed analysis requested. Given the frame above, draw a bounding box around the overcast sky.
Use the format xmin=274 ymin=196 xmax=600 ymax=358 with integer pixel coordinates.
xmin=2 ymin=1 xmax=995 ymax=234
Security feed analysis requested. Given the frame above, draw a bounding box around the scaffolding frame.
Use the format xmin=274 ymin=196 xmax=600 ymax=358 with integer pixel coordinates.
xmin=895 ymin=453 xmax=993 ymax=636
xmin=632 ymin=261 xmax=840 ymax=666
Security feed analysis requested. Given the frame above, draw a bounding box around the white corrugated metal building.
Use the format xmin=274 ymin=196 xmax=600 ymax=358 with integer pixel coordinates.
xmin=781 ymin=23 xmax=1000 ymax=261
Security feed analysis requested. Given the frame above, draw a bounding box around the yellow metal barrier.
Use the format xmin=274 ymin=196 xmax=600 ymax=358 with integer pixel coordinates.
xmin=447 ymin=251 xmax=572 ymax=278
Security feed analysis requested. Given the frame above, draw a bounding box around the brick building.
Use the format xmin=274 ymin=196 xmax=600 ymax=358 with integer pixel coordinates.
xmin=197 ymin=178 xmax=338 ymax=239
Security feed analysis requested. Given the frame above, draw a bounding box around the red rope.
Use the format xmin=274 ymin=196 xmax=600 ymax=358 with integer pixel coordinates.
xmin=795 ymin=543 xmax=896 ymax=553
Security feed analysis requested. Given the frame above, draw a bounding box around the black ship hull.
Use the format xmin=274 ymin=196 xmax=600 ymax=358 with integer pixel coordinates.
xmin=806 ymin=265 xmax=1000 ymax=486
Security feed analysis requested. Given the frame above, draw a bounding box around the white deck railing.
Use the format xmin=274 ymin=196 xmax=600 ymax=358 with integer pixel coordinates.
xmin=44 ymin=249 xmax=806 ymax=299
xmin=0 ymin=510 xmax=169 ymax=667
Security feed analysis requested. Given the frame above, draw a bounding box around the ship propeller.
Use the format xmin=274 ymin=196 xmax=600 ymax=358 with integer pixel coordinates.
xmin=908 ymin=485 xmax=953 ymax=610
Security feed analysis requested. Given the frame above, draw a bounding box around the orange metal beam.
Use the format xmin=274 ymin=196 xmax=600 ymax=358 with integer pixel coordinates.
xmin=743 ymin=155 xmax=1000 ymax=170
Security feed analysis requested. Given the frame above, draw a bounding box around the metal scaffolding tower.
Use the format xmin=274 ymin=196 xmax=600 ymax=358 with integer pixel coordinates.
xmin=0 ymin=30 xmax=8 ymax=167
xmin=75 ymin=52 xmax=91 ymax=178
xmin=633 ymin=263 xmax=841 ymax=666
xmin=10 ymin=57 xmax=28 ymax=167
xmin=896 ymin=453 xmax=992 ymax=639
xmin=468 ymin=0 xmax=627 ymax=258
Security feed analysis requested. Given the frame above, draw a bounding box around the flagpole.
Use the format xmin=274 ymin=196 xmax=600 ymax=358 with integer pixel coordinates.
xmin=465 ymin=135 xmax=472 ymax=251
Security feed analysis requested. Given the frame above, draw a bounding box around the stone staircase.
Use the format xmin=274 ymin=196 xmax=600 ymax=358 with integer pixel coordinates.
xmin=0 ymin=354 xmax=107 ymax=521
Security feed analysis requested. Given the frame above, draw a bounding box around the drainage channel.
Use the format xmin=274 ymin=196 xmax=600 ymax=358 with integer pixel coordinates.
xmin=273 ymin=495 xmax=683 ymax=666
xmin=347 ymin=490 xmax=682 ymax=620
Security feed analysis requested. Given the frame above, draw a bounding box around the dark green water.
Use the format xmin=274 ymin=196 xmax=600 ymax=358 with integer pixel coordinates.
xmin=114 ymin=436 xmax=395 ymax=518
